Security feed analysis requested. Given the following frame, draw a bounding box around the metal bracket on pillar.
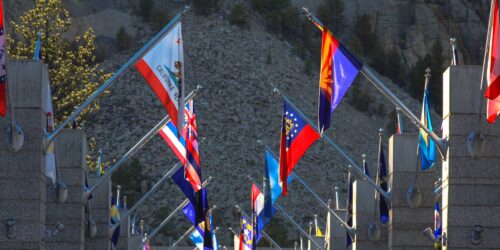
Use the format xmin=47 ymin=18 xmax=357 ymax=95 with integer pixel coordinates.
xmin=406 ymin=184 xmax=422 ymax=208
xmin=467 ymin=130 xmax=485 ymax=158
xmin=5 ymin=121 xmax=24 ymax=152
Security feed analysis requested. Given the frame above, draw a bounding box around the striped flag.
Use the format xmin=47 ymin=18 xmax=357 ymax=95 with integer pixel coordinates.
xmin=486 ymin=0 xmax=500 ymax=123
xmin=135 ymin=21 xmax=184 ymax=130
xmin=45 ymin=83 xmax=57 ymax=184
xmin=252 ymin=183 xmax=265 ymax=244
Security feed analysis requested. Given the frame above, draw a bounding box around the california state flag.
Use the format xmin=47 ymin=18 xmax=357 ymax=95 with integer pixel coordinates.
xmin=135 ymin=21 xmax=184 ymax=129
xmin=486 ymin=0 xmax=500 ymax=123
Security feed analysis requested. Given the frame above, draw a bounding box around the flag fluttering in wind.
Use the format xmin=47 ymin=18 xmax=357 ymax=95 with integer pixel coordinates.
xmin=345 ymin=172 xmax=353 ymax=247
xmin=160 ymin=100 xmax=202 ymax=191
xmin=434 ymin=202 xmax=442 ymax=239
xmin=189 ymin=229 xmax=204 ymax=250
xmin=486 ymin=0 xmax=500 ymax=123
xmin=45 ymin=83 xmax=57 ymax=184
xmin=363 ymin=157 xmax=371 ymax=178
xmin=34 ymin=32 xmax=42 ymax=60
xmin=135 ymin=21 xmax=184 ymax=131
xmin=418 ymin=80 xmax=435 ymax=170
xmin=379 ymin=147 xmax=390 ymax=224
xmin=264 ymin=149 xmax=294 ymax=202
xmin=252 ymin=183 xmax=265 ymax=244
xmin=318 ymin=27 xmax=362 ymax=134
xmin=279 ymin=100 xmax=320 ymax=195
xmin=110 ymin=196 xmax=121 ymax=249
xmin=240 ymin=215 xmax=253 ymax=250
xmin=0 ymin=0 xmax=7 ymax=117
xmin=396 ymin=109 xmax=404 ymax=134
xmin=314 ymin=215 xmax=324 ymax=237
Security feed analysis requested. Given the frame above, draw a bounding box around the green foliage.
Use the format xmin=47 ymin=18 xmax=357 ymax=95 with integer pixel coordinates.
xmin=151 ymin=205 xmax=177 ymax=237
xmin=385 ymin=109 xmax=398 ymax=134
xmin=229 ymin=4 xmax=249 ymax=29
xmin=193 ymin=0 xmax=218 ymax=16
xmin=111 ymin=158 xmax=145 ymax=205
xmin=7 ymin=0 xmax=112 ymax=125
xmin=350 ymin=82 xmax=372 ymax=112
xmin=138 ymin=0 xmax=153 ymax=21
xmin=258 ymin=218 xmax=294 ymax=246
xmin=116 ymin=26 xmax=133 ymax=51
xmin=251 ymin=0 xmax=290 ymax=12
xmin=408 ymin=54 xmax=432 ymax=99
xmin=317 ymin=0 xmax=345 ymax=34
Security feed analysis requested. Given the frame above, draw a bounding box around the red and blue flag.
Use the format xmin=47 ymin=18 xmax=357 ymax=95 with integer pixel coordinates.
xmin=318 ymin=28 xmax=362 ymax=133
xmin=279 ymin=100 xmax=320 ymax=195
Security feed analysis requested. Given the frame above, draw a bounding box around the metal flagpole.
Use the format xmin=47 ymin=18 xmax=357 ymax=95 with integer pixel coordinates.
xmin=146 ymin=179 xmax=214 ymax=241
xmin=257 ymin=141 xmax=352 ymax=231
xmin=450 ymin=37 xmax=459 ymax=66
xmin=249 ymin=181 xmax=324 ymax=250
xmin=82 ymin=86 xmax=201 ymax=202
xmin=273 ymin=91 xmax=391 ymax=204
xmin=301 ymin=7 xmax=448 ymax=160
xmin=46 ymin=5 xmax=191 ymax=143
xmin=373 ymin=129 xmax=383 ymax=222
xmin=172 ymin=226 xmax=195 ymax=248
xmin=233 ymin=206 xmax=283 ymax=250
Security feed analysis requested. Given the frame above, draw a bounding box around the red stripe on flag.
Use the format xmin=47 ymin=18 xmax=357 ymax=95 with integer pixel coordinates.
xmin=287 ymin=125 xmax=320 ymax=174
xmin=135 ymin=59 xmax=179 ymax=128
xmin=0 ymin=83 xmax=6 ymax=117
xmin=158 ymin=129 xmax=186 ymax=165
xmin=486 ymin=0 xmax=500 ymax=100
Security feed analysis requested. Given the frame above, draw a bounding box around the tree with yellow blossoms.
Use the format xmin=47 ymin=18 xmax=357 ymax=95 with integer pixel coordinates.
xmin=7 ymin=0 xmax=112 ymax=125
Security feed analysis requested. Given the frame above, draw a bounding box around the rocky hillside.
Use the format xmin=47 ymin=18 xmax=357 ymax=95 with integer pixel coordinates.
xmin=6 ymin=0 xmax=491 ymax=246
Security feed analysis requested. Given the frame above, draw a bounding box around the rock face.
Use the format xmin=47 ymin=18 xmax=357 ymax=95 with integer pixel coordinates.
xmin=6 ymin=0 xmax=490 ymax=246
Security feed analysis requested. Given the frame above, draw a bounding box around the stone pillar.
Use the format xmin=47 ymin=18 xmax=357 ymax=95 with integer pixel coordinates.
xmin=0 ymin=61 xmax=49 ymax=249
xmin=352 ymin=180 xmax=386 ymax=250
xmin=45 ymin=129 xmax=87 ymax=249
xmin=84 ymin=176 xmax=111 ymax=250
xmin=117 ymin=208 xmax=130 ymax=250
xmin=441 ymin=65 xmax=500 ymax=248
xmin=330 ymin=209 xmax=346 ymax=250
xmin=387 ymin=134 xmax=435 ymax=249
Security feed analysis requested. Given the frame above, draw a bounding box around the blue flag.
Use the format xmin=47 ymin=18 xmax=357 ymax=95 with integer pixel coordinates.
xmin=363 ymin=159 xmax=371 ymax=178
xmin=379 ymin=147 xmax=389 ymax=224
xmin=189 ymin=229 xmax=204 ymax=250
xmin=33 ymin=32 xmax=42 ymax=60
xmin=345 ymin=172 xmax=353 ymax=247
xmin=418 ymin=84 xmax=435 ymax=170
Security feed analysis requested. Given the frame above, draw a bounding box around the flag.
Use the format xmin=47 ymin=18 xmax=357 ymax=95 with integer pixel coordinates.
xmin=396 ymin=109 xmax=403 ymax=134
xmin=160 ymin=100 xmax=202 ymax=191
xmin=314 ymin=216 xmax=324 ymax=237
xmin=135 ymin=21 xmax=184 ymax=130
xmin=0 ymin=0 xmax=7 ymax=117
xmin=252 ymin=184 xmax=265 ymax=244
xmin=485 ymin=0 xmax=500 ymax=102
xmin=279 ymin=100 xmax=320 ymax=195
xmin=264 ymin=149 xmax=294 ymax=203
xmin=45 ymin=83 xmax=57 ymax=184
xmin=379 ymin=147 xmax=389 ymax=224
xmin=240 ymin=215 xmax=253 ymax=250
xmin=34 ymin=32 xmax=42 ymax=60
xmin=84 ymin=172 xmax=93 ymax=201
xmin=434 ymin=202 xmax=442 ymax=238
xmin=325 ymin=212 xmax=331 ymax=250
xmin=233 ymin=234 xmax=241 ymax=250
xmin=345 ymin=172 xmax=353 ymax=247
xmin=110 ymin=196 xmax=121 ymax=249
xmin=318 ymin=27 xmax=362 ymax=133
xmin=363 ymin=158 xmax=371 ymax=178
xmin=418 ymin=82 xmax=435 ymax=170
xmin=190 ymin=228 xmax=204 ymax=250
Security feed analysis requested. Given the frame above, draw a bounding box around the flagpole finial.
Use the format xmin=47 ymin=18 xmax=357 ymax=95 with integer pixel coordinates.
xmin=182 ymin=5 xmax=191 ymax=16
xmin=378 ymin=128 xmax=384 ymax=136
xmin=302 ymin=7 xmax=312 ymax=19
xmin=362 ymin=154 xmax=367 ymax=160
xmin=450 ymin=37 xmax=456 ymax=44
xmin=425 ymin=68 xmax=431 ymax=79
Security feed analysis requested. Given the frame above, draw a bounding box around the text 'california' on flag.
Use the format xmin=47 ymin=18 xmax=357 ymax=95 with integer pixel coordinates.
xmin=485 ymin=0 xmax=500 ymax=123
xmin=318 ymin=27 xmax=362 ymax=134
xmin=135 ymin=21 xmax=184 ymax=130
xmin=279 ymin=99 xmax=320 ymax=195
xmin=0 ymin=0 xmax=7 ymax=117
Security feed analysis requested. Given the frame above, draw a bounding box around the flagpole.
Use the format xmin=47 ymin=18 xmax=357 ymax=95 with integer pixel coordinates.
xmin=450 ymin=37 xmax=459 ymax=66
xmin=172 ymin=226 xmax=196 ymax=248
xmin=248 ymin=181 xmax=324 ymax=250
xmin=82 ymin=86 xmax=200 ymax=202
xmin=46 ymin=5 xmax=191 ymax=143
xmin=373 ymin=129 xmax=383 ymax=222
xmin=273 ymin=91 xmax=391 ymax=204
xmin=301 ymin=7 xmax=448 ymax=160
xmin=232 ymin=208 xmax=283 ymax=250
xmin=147 ymin=199 xmax=191 ymax=240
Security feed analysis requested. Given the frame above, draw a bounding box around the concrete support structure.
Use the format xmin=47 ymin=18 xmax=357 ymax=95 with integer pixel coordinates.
xmin=441 ymin=65 xmax=500 ymax=248
xmin=352 ymin=180 xmax=386 ymax=250
xmin=0 ymin=61 xmax=49 ymax=249
xmin=388 ymin=134 xmax=435 ymax=249
xmin=84 ymin=176 xmax=111 ymax=250
xmin=45 ymin=129 xmax=87 ymax=249
xmin=330 ymin=209 xmax=346 ymax=250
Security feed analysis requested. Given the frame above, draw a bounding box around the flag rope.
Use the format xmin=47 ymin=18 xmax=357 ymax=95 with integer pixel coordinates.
xmin=82 ymin=86 xmax=201 ymax=201
xmin=46 ymin=5 xmax=191 ymax=143
xmin=302 ymin=7 xmax=448 ymax=160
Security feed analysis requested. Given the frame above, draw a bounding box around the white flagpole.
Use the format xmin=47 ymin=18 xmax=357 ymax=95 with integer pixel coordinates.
xmin=172 ymin=226 xmax=196 ymax=248
xmin=46 ymin=5 xmax=191 ymax=143
xmin=82 ymin=86 xmax=200 ymax=202
xmin=302 ymin=7 xmax=448 ymax=160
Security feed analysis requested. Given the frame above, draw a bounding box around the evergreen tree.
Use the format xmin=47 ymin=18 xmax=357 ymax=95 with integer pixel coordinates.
xmin=193 ymin=0 xmax=217 ymax=16
xmin=353 ymin=14 xmax=376 ymax=56
xmin=429 ymin=39 xmax=445 ymax=112
xmin=7 ymin=0 xmax=112 ymax=125
xmin=116 ymin=26 xmax=132 ymax=51
xmin=317 ymin=0 xmax=345 ymax=34
xmin=229 ymin=4 xmax=249 ymax=29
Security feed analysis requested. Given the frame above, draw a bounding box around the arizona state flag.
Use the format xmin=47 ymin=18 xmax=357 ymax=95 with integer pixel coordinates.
xmin=279 ymin=100 xmax=320 ymax=195
xmin=0 ymin=0 xmax=7 ymax=117
xmin=318 ymin=27 xmax=361 ymax=133
xmin=135 ymin=21 xmax=184 ymax=130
